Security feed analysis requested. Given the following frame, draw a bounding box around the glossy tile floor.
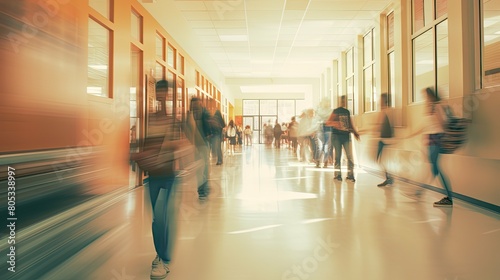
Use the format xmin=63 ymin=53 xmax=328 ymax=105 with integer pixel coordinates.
xmin=42 ymin=145 xmax=500 ymax=280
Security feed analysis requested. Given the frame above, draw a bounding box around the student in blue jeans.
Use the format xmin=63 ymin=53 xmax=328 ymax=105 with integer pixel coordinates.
xmin=130 ymin=79 xmax=181 ymax=278
xmin=405 ymin=87 xmax=453 ymax=207
xmin=148 ymin=175 xmax=178 ymax=279
xmin=326 ymin=95 xmax=360 ymax=182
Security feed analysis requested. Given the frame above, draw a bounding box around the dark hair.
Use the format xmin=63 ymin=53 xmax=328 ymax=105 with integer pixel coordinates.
xmin=425 ymin=87 xmax=440 ymax=102
xmin=155 ymin=80 xmax=168 ymax=101
xmin=156 ymin=79 xmax=168 ymax=89
xmin=189 ymin=97 xmax=203 ymax=111
xmin=380 ymin=93 xmax=390 ymax=107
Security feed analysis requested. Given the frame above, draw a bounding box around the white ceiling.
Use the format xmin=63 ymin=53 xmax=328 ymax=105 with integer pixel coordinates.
xmin=140 ymin=0 xmax=392 ymax=101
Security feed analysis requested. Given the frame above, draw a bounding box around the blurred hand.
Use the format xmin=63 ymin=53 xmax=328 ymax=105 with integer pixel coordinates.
xmin=353 ymin=131 xmax=360 ymax=141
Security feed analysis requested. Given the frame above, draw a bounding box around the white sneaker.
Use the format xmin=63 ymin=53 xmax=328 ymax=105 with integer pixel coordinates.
xmin=151 ymin=255 xmax=160 ymax=268
xmin=150 ymin=257 xmax=169 ymax=279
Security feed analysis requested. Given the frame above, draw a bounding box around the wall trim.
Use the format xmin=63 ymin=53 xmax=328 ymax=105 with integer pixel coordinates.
xmin=362 ymin=166 xmax=500 ymax=214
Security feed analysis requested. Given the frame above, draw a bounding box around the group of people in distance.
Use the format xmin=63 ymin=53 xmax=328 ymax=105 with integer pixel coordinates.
xmin=291 ymin=95 xmax=359 ymax=182
xmin=132 ymin=83 xmax=455 ymax=279
xmin=290 ymin=88 xmax=454 ymax=208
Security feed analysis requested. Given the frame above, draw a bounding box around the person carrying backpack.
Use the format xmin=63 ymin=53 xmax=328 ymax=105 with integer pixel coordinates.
xmin=211 ymin=109 xmax=226 ymax=165
xmin=130 ymin=80 xmax=194 ymax=279
xmin=186 ymin=97 xmax=212 ymax=199
xmin=226 ymin=120 xmax=237 ymax=155
xmin=376 ymin=93 xmax=395 ymax=187
xmin=404 ymin=87 xmax=454 ymax=207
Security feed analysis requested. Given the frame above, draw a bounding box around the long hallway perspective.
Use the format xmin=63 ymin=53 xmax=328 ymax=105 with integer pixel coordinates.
xmin=30 ymin=144 xmax=500 ymax=280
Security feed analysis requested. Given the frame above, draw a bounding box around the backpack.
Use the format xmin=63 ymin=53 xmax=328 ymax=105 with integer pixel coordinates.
xmin=131 ymin=114 xmax=195 ymax=175
xmin=227 ymin=126 xmax=236 ymax=137
xmin=439 ymin=106 xmax=470 ymax=154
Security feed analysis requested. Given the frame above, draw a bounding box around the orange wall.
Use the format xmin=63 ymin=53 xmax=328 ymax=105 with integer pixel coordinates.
xmin=0 ymin=1 xmax=87 ymax=152
xmin=0 ymin=0 xmax=190 ymax=191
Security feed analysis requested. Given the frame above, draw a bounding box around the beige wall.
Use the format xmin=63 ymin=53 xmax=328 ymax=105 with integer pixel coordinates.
xmin=355 ymin=90 xmax=500 ymax=207
xmin=352 ymin=0 xmax=500 ymax=207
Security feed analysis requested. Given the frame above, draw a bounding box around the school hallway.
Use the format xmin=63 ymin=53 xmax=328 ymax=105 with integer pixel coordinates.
xmin=5 ymin=144 xmax=495 ymax=280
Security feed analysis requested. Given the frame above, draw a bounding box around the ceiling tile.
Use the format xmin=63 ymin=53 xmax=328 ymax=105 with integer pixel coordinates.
xmin=347 ymin=19 xmax=375 ymax=28
xmin=246 ymin=10 xmax=283 ymax=24
xmin=182 ymin=11 xmax=212 ymax=20
xmin=246 ymin=0 xmax=285 ymax=11
xmin=212 ymin=20 xmax=247 ymax=28
xmin=362 ymin=1 xmax=391 ymax=11
xmin=201 ymin=41 xmax=222 ymax=47
xmin=276 ymin=39 xmax=295 ymax=47
xmin=187 ymin=20 xmax=214 ymax=28
xmin=197 ymin=35 xmax=221 ymax=41
xmin=193 ymin=28 xmax=217 ymax=36
xmin=299 ymin=20 xmax=335 ymax=29
xmin=209 ymin=52 xmax=228 ymax=60
xmin=208 ymin=9 xmax=245 ymax=21
xmin=173 ymin=1 xmax=206 ymax=11
xmin=308 ymin=1 xmax=365 ymax=11
xmin=221 ymin=41 xmax=248 ymax=48
xmin=305 ymin=10 xmax=356 ymax=20
xmin=196 ymin=0 xmax=240 ymax=13
xmin=144 ymin=0 xmax=394 ymax=86
xmin=216 ymin=28 xmax=247 ymax=35
xmin=354 ymin=11 xmax=380 ymax=20
xmin=226 ymin=52 xmax=250 ymax=60
xmin=283 ymin=10 xmax=307 ymax=21
xmin=285 ymin=0 xmax=309 ymax=11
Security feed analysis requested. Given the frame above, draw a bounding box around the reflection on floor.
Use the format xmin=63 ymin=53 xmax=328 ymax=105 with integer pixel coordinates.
xmin=36 ymin=145 xmax=500 ymax=280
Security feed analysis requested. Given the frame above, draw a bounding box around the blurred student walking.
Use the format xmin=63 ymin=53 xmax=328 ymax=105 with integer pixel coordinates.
xmin=297 ymin=109 xmax=318 ymax=162
xmin=316 ymin=97 xmax=333 ymax=168
xmin=376 ymin=93 xmax=395 ymax=187
xmin=405 ymin=87 xmax=454 ymax=207
xmin=211 ymin=109 xmax=225 ymax=165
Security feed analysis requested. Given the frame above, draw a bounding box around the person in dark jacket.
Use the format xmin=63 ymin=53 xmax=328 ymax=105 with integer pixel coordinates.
xmin=273 ymin=120 xmax=282 ymax=148
xmin=211 ymin=109 xmax=226 ymax=165
xmin=188 ymin=97 xmax=212 ymax=198
xmin=326 ymin=95 xmax=360 ymax=182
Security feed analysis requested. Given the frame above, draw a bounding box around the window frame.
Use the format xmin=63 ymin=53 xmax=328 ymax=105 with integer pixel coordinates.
xmin=345 ymin=47 xmax=355 ymax=114
xmin=363 ymin=28 xmax=376 ymax=112
xmin=410 ymin=0 xmax=449 ymax=103
xmin=87 ymin=16 xmax=113 ymax=98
